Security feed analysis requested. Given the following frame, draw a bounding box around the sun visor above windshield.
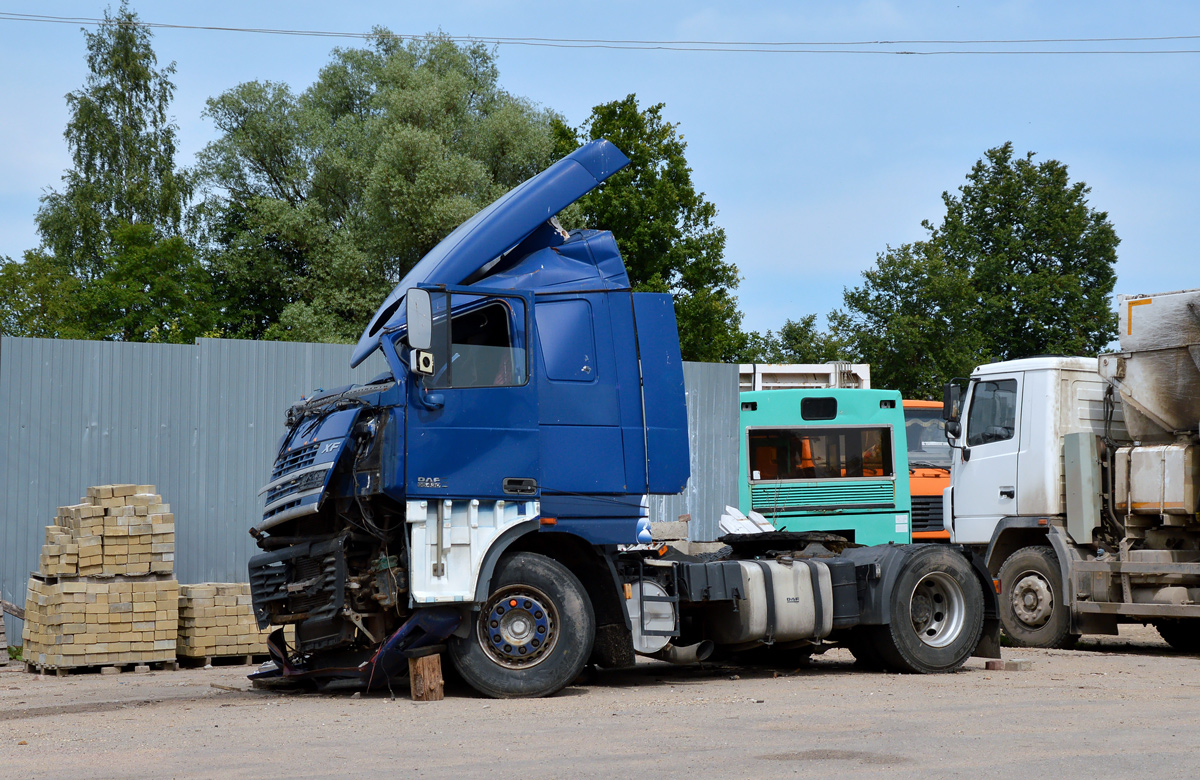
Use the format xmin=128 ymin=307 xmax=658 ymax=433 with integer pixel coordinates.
xmin=350 ymin=139 xmax=631 ymax=367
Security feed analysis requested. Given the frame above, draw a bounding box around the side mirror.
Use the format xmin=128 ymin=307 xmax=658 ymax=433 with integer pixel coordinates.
xmin=406 ymin=288 xmax=432 ymax=351
xmin=946 ymin=420 xmax=961 ymax=438
xmin=942 ymin=381 xmax=964 ymax=422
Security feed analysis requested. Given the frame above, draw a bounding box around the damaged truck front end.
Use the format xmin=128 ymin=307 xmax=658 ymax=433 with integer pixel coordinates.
xmin=246 ymin=139 xmax=642 ymax=692
xmin=247 ymin=377 xmax=457 ymax=687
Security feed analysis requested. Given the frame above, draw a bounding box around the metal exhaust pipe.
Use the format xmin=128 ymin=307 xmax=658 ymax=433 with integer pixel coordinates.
xmin=650 ymin=640 xmax=714 ymax=665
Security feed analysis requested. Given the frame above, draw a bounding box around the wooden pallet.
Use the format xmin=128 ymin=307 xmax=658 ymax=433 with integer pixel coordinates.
xmin=1 ymin=598 xmax=22 ymax=666
xmin=25 ymin=659 xmax=178 ymax=676
xmin=177 ymin=653 xmax=269 ymax=669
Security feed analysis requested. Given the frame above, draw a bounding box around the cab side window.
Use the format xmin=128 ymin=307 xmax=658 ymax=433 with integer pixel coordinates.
xmin=965 ymin=379 xmax=1017 ymax=446
xmin=424 ymin=296 xmax=527 ymax=389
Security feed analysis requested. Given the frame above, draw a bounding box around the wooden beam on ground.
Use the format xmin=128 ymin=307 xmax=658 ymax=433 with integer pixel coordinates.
xmin=408 ymin=653 xmax=444 ymax=702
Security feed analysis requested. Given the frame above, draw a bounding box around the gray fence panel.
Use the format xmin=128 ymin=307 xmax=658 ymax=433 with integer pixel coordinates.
xmin=648 ymin=362 xmax=740 ymax=542
xmin=183 ymin=338 xmax=387 ymax=585
xmin=0 ymin=338 xmax=725 ymax=642
xmin=0 ymin=336 xmax=386 ymax=642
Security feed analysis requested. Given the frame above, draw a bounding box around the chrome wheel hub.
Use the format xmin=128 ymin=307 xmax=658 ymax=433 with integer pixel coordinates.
xmin=911 ymin=571 xmax=966 ymax=648
xmin=479 ymin=586 xmax=558 ymax=669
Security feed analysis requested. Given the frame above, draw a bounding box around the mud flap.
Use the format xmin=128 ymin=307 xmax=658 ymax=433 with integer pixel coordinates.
xmin=967 ymin=548 xmax=1002 ymax=659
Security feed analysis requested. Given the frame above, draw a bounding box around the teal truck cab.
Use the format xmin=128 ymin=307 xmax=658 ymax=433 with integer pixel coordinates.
xmin=739 ymin=389 xmax=912 ymax=546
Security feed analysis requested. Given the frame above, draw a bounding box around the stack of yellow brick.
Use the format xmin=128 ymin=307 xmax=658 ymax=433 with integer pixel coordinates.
xmin=177 ymin=583 xmax=271 ymax=659
xmin=22 ymin=579 xmax=179 ymax=668
xmin=21 ymin=484 xmax=179 ymax=671
xmin=53 ymin=485 xmax=176 ymax=576
xmin=38 ymin=525 xmax=78 ymax=576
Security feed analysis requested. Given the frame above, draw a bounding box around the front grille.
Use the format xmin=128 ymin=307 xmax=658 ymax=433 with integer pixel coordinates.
xmin=272 ymin=442 xmax=319 ymax=480
xmin=265 ymin=467 xmax=328 ymax=506
xmin=751 ymin=481 xmax=895 ymax=512
xmin=262 ymin=497 xmax=302 ymax=522
xmin=911 ymin=494 xmax=945 ymax=533
xmin=249 ymin=537 xmax=347 ymax=632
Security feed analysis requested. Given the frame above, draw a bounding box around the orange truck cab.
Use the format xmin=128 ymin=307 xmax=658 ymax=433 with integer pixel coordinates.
xmin=903 ymin=400 xmax=951 ymax=540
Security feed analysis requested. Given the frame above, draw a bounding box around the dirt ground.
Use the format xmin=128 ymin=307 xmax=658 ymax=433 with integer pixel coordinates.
xmin=3 ymin=625 xmax=1199 ymax=780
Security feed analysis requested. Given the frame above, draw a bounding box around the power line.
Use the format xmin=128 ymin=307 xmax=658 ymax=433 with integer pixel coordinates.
xmin=1 ymin=11 xmax=1198 ymax=54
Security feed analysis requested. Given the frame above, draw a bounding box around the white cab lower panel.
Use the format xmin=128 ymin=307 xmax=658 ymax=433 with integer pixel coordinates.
xmin=407 ymin=498 xmax=538 ymax=604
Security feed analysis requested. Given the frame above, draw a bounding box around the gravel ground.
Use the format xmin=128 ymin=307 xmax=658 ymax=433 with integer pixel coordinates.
xmin=3 ymin=625 xmax=1199 ymax=780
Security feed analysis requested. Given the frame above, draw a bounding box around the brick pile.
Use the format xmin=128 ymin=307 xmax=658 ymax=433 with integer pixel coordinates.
xmin=49 ymin=485 xmax=176 ymax=576
xmin=21 ymin=484 xmax=179 ymax=671
xmin=22 ymin=580 xmax=179 ymax=669
xmin=177 ymin=583 xmax=271 ymax=660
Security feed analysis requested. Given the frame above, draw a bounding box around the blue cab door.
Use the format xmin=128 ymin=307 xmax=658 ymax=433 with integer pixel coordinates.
xmin=405 ymin=287 xmax=539 ymax=502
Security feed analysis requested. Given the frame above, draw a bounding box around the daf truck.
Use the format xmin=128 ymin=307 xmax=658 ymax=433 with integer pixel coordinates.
xmin=943 ymin=288 xmax=1200 ymax=649
xmin=247 ymin=140 xmax=998 ymax=698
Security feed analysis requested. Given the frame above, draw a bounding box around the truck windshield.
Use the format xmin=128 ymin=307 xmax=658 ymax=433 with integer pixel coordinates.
xmin=748 ymin=427 xmax=893 ymax=481
xmin=904 ymin=408 xmax=952 ymax=469
xmin=423 ymin=294 xmax=527 ymax=389
xmin=965 ymin=379 xmax=1017 ymax=446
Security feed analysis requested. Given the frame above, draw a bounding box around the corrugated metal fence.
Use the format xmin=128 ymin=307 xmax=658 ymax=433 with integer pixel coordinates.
xmin=650 ymin=362 xmax=740 ymax=541
xmin=0 ymin=337 xmax=738 ymax=642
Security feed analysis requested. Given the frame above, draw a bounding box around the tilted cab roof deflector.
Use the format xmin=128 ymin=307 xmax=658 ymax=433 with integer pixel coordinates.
xmin=350 ymin=139 xmax=631 ymax=367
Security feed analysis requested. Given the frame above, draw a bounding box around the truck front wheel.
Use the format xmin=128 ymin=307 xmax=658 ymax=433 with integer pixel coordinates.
xmin=449 ymin=552 xmax=595 ymax=698
xmin=871 ymin=546 xmax=985 ymax=673
xmin=996 ymin=545 xmax=1076 ymax=649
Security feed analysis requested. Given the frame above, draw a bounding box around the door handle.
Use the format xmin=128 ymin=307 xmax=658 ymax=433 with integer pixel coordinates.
xmin=503 ymin=477 xmax=537 ymax=496
xmin=999 ymin=487 xmax=1015 ymax=499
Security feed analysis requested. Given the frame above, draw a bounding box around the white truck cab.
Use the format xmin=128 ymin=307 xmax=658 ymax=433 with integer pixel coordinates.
xmin=944 ymin=288 xmax=1200 ymax=651
xmin=947 ymin=356 xmax=1124 ymax=546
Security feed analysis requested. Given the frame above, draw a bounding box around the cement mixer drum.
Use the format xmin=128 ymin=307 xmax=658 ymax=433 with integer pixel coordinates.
xmin=1099 ymin=288 xmax=1200 ymax=443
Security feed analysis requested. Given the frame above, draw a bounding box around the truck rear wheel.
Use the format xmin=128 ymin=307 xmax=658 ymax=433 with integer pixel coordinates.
xmin=1153 ymin=619 xmax=1200 ymax=653
xmin=448 ymin=552 xmax=595 ymax=698
xmin=997 ymin=546 xmax=1076 ymax=649
xmin=872 ymin=546 xmax=985 ymax=673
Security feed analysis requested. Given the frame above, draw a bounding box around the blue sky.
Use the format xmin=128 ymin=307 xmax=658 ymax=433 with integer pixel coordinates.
xmin=1 ymin=1 xmax=1196 ymax=334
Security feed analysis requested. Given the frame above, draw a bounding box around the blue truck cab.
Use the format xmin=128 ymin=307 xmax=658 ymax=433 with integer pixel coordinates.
xmin=249 ymin=141 xmax=998 ymax=698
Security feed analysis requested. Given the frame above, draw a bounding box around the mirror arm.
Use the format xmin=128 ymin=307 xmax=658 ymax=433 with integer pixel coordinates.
xmin=418 ymin=391 xmax=444 ymax=411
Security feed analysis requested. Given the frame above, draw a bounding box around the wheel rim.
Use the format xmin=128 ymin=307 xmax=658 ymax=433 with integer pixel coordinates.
xmin=1010 ymin=571 xmax=1054 ymax=629
xmin=910 ymin=571 xmax=966 ymax=648
xmin=478 ymin=585 xmax=558 ymax=669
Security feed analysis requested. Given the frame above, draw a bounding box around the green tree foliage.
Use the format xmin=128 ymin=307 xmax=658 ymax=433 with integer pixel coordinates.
xmin=85 ymin=223 xmax=211 ymax=342
xmin=553 ymin=95 xmax=746 ymax=362
xmin=830 ymin=242 xmax=981 ymax=398
xmin=197 ymin=33 xmax=560 ymax=341
xmin=929 ymin=142 xmax=1119 ymax=359
xmin=0 ymin=252 xmax=87 ymax=339
xmin=742 ymin=314 xmax=844 ymax=364
xmin=38 ymin=1 xmax=191 ymax=280
xmin=0 ymin=2 xmax=209 ymax=342
xmin=833 ymin=143 xmax=1119 ymax=397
